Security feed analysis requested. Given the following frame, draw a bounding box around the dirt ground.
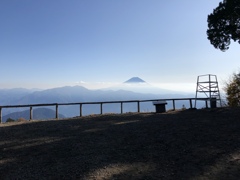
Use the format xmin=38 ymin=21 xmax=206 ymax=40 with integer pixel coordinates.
xmin=0 ymin=107 xmax=240 ymax=180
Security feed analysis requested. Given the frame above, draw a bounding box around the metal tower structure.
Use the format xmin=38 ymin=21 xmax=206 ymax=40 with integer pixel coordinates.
xmin=194 ymin=74 xmax=222 ymax=108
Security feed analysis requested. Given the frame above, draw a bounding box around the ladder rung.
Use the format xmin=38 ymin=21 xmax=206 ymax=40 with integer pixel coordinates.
xmin=196 ymin=91 xmax=219 ymax=92
xmin=197 ymin=81 xmax=218 ymax=83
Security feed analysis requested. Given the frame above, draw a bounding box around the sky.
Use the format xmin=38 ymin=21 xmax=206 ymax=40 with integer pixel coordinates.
xmin=0 ymin=0 xmax=239 ymax=92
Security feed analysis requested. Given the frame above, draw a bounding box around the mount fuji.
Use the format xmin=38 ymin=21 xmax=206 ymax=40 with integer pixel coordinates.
xmin=124 ymin=77 xmax=146 ymax=84
xmin=104 ymin=77 xmax=186 ymax=95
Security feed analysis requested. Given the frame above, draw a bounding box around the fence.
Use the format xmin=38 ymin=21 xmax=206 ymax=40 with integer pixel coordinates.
xmin=0 ymin=98 xmax=210 ymax=123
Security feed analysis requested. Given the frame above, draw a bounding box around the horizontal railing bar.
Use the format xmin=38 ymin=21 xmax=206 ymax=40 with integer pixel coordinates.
xmin=0 ymin=103 xmax=58 ymax=108
xmin=0 ymin=98 xmax=211 ymax=108
xmin=139 ymin=98 xmax=209 ymax=103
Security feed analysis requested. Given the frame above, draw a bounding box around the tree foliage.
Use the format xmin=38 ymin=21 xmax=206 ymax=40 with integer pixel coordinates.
xmin=207 ymin=0 xmax=240 ymax=51
xmin=224 ymin=72 xmax=240 ymax=107
xmin=6 ymin=118 xmax=15 ymax=123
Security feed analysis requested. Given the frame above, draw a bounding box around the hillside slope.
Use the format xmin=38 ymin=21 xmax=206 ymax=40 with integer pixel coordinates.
xmin=2 ymin=108 xmax=65 ymax=122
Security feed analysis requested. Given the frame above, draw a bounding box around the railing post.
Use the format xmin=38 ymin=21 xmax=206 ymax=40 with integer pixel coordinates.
xmin=0 ymin=107 xmax=2 ymax=123
xmin=30 ymin=106 xmax=33 ymax=120
xmin=172 ymin=100 xmax=175 ymax=110
xmin=121 ymin=102 xmax=123 ymax=114
xmin=100 ymin=103 xmax=103 ymax=114
xmin=205 ymin=101 xmax=208 ymax=108
xmin=189 ymin=99 xmax=192 ymax=109
xmin=80 ymin=104 xmax=82 ymax=117
xmin=137 ymin=101 xmax=140 ymax=113
xmin=55 ymin=104 xmax=58 ymax=119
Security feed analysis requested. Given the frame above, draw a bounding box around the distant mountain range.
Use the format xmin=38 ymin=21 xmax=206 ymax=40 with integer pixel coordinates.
xmin=0 ymin=77 xmax=199 ymax=122
xmin=0 ymin=88 xmax=36 ymax=105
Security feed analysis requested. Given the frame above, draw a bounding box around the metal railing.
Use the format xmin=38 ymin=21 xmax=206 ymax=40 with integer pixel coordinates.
xmin=0 ymin=98 xmax=210 ymax=123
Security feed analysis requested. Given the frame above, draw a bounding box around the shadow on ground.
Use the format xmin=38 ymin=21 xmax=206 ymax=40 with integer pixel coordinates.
xmin=0 ymin=108 xmax=240 ymax=179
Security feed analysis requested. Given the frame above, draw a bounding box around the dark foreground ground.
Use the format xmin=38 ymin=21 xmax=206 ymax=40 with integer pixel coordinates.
xmin=0 ymin=107 xmax=240 ymax=180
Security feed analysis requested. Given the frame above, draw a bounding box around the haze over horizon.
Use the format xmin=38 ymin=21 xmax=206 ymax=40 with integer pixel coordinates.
xmin=1 ymin=0 xmax=239 ymax=92
xmin=0 ymin=76 xmax=197 ymax=93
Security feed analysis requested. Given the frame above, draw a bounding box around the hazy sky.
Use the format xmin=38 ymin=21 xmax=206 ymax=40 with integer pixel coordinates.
xmin=0 ymin=0 xmax=239 ymax=92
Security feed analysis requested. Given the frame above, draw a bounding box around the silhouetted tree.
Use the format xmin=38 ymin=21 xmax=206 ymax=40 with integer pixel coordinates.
xmin=207 ymin=0 xmax=240 ymax=51
xmin=224 ymin=72 xmax=240 ymax=106
xmin=6 ymin=118 xmax=15 ymax=123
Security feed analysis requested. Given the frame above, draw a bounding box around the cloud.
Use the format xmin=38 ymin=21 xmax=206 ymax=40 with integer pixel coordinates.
xmin=75 ymin=81 xmax=86 ymax=84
